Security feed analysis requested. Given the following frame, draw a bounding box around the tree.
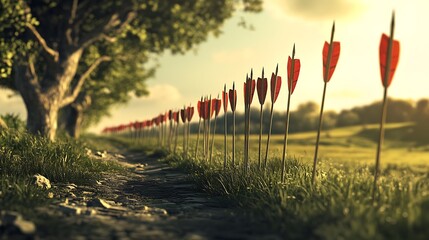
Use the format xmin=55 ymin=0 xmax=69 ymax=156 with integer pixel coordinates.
xmin=337 ymin=110 xmax=360 ymax=127
xmin=1 ymin=0 xmax=262 ymax=140
xmin=59 ymin=38 xmax=155 ymax=138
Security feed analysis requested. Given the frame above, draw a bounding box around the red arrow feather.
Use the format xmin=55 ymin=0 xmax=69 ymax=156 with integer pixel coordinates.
xmin=204 ymin=99 xmax=212 ymax=120
xmin=270 ymin=73 xmax=282 ymax=103
xmin=229 ymin=89 xmax=237 ymax=112
xmin=322 ymin=41 xmax=341 ymax=82
xmin=222 ymin=91 xmax=228 ymax=112
xmin=173 ymin=111 xmax=179 ymax=123
xmin=212 ymin=99 xmax=222 ymax=116
xmin=257 ymin=77 xmax=268 ymax=105
xmin=244 ymin=80 xmax=256 ymax=106
xmin=287 ymin=57 xmax=301 ymax=94
xmin=379 ymin=33 xmax=400 ymax=87
xmin=180 ymin=109 xmax=187 ymax=123
xmin=197 ymin=101 xmax=203 ymax=118
xmin=186 ymin=107 xmax=194 ymax=121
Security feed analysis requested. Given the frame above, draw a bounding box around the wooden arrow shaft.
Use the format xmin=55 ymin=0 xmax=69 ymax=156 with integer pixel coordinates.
xmin=281 ymin=88 xmax=292 ymax=182
xmin=312 ymin=81 xmax=328 ymax=184
xmin=258 ymin=104 xmax=263 ymax=168
xmin=195 ymin=117 xmax=202 ymax=159
xmin=263 ymin=102 xmax=275 ymax=172
xmin=373 ymin=87 xmax=388 ymax=201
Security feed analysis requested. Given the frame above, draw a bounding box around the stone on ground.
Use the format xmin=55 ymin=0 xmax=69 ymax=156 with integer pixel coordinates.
xmin=33 ymin=174 xmax=51 ymax=189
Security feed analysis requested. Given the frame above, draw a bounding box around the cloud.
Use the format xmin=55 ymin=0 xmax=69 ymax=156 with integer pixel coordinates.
xmin=266 ymin=0 xmax=369 ymax=21
xmin=140 ymin=83 xmax=181 ymax=102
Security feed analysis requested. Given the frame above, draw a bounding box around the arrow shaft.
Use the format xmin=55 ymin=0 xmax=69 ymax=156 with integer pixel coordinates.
xmin=312 ymin=81 xmax=328 ymax=184
xmin=232 ymin=110 xmax=236 ymax=166
xmin=195 ymin=117 xmax=202 ymax=159
xmin=224 ymin=111 xmax=227 ymax=169
xmin=281 ymin=86 xmax=292 ymax=183
xmin=263 ymin=101 xmax=275 ymax=172
xmin=258 ymin=104 xmax=263 ymax=168
xmin=373 ymin=87 xmax=388 ymax=201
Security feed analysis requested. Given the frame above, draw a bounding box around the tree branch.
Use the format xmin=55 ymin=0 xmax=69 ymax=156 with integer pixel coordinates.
xmin=78 ymin=10 xmax=136 ymax=49
xmin=66 ymin=0 xmax=79 ymax=45
xmin=60 ymin=56 xmax=111 ymax=107
xmin=69 ymin=0 xmax=79 ymax=24
xmin=26 ymin=23 xmax=59 ymax=62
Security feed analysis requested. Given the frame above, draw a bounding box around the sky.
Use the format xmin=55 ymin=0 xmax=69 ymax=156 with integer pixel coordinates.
xmin=1 ymin=0 xmax=428 ymax=133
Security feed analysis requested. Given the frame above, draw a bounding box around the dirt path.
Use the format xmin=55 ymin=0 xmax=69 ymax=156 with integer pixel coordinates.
xmin=33 ymin=152 xmax=281 ymax=240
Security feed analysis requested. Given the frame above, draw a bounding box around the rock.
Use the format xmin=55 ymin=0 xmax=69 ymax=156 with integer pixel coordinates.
xmin=87 ymin=198 xmax=112 ymax=209
xmin=95 ymin=151 xmax=107 ymax=158
xmin=0 ymin=211 xmax=36 ymax=235
xmin=33 ymin=174 xmax=51 ymax=189
xmin=85 ymin=148 xmax=92 ymax=156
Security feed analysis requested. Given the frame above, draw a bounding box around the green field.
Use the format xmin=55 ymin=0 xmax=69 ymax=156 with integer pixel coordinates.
xmin=128 ymin=122 xmax=429 ymax=239
xmin=166 ymin=122 xmax=428 ymax=169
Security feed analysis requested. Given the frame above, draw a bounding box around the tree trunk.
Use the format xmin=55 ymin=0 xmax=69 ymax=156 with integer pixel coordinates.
xmin=64 ymin=106 xmax=82 ymax=138
xmin=62 ymin=95 xmax=91 ymax=138
xmin=14 ymin=50 xmax=83 ymax=141
xmin=25 ymin=100 xmax=59 ymax=140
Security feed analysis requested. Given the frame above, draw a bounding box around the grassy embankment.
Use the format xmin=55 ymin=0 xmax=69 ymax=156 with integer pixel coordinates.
xmin=0 ymin=129 xmax=122 ymax=213
xmin=108 ymin=122 xmax=429 ymax=239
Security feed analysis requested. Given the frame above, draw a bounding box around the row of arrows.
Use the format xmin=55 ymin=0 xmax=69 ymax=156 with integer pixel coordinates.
xmin=103 ymin=13 xmax=400 ymax=201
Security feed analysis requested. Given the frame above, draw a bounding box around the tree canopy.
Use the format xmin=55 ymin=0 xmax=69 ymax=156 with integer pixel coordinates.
xmin=0 ymin=0 xmax=262 ymax=139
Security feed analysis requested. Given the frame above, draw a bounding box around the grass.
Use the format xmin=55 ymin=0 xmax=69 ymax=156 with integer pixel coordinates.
xmin=110 ymin=122 xmax=429 ymax=239
xmin=0 ymin=129 xmax=122 ymax=212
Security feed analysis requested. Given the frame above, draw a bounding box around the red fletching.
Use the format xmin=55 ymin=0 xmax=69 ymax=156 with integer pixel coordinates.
xmin=154 ymin=117 xmax=160 ymax=126
xmin=211 ymin=99 xmax=217 ymax=116
xmin=287 ymin=57 xmax=301 ymax=94
xmin=244 ymin=80 xmax=255 ymax=106
xmin=180 ymin=109 xmax=187 ymax=123
xmin=270 ymin=73 xmax=282 ymax=103
xmin=222 ymin=91 xmax=228 ymax=112
xmin=197 ymin=101 xmax=203 ymax=118
xmin=379 ymin=33 xmax=400 ymax=87
xmin=187 ymin=107 xmax=194 ymax=121
xmin=212 ymin=99 xmax=222 ymax=116
xmin=173 ymin=111 xmax=179 ymax=123
xmin=229 ymin=89 xmax=237 ymax=112
xmin=203 ymin=99 xmax=211 ymax=120
xmin=322 ymin=41 xmax=341 ymax=82
xmin=257 ymin=77 xmax=268 ymax=105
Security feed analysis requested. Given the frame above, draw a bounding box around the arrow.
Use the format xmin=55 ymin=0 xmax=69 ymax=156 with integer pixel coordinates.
xmin=222 ymin=85 xmax=228 ymax=169
xmin=263 ymin=64 xmax=280 ymax=172
xmin=186 ymin=105 xmax=194 ymax=155
xmin=244 ymin=70 xmax=256 ymax=174
xmin=256 ymin=67 xmax=267 ymax=168
xmin=195 ymin=97 xmax=203 ymax=159
xmin=229 ymin=82 xmax=237 ymax=166
xmin=373 ymin=12 xmax=400 ymax=201
xmin=312 ymin=22 xmax=341 ymax=184
xmin=210 ymin=97 xmax=222 ymax=162
xmin=282 ymin=44 xmax=301 ymax=182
